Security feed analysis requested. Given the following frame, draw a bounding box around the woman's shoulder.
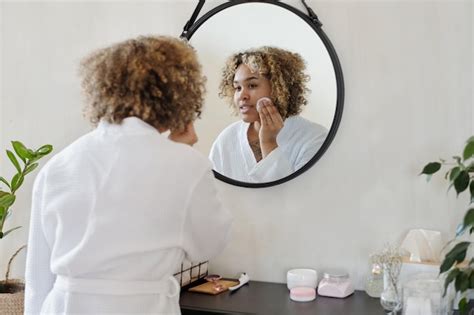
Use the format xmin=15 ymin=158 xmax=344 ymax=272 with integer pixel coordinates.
xmin=283 ymin=116 xmax=328 ymax=138
xmin=287 ymin=116 xmax=327 ymax=130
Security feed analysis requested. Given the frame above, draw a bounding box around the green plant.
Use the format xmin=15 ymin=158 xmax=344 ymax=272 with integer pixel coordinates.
xmin=0 ymin=141 xmax=52 ymax=239
xmin=420 ymin=136 xmax=474 ymax=313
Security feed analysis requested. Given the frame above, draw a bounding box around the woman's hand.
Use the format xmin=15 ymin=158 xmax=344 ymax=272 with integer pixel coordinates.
xmin=255 ymin=97 xmax=284 ymax=158
xmin=168 ymin=122 xmax=198 ymax=146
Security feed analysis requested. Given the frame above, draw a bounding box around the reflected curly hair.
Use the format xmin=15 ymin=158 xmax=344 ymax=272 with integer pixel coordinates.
xmin=219 ymin=46 xmax=309 ymax=118
xmin=80 ymin=35 xmax=205 ymax=132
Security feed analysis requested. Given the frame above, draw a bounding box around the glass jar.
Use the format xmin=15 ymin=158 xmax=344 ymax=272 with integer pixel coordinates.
xmin=365 ymin=263 xmax=384 ymax=298
xmin=380 ymin=263 xmax=402 ymax=313
xmin=317 ymin=270 xmax=354 ymax=298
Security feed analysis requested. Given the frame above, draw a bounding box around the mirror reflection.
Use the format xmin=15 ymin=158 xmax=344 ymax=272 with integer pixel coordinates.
xmin=188 ymin=2 xmax=341 ymax=185
xmin=209 ymin=47 xmax=328 ymax=183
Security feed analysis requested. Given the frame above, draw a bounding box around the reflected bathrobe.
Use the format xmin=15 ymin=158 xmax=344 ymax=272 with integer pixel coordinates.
xmin=209 ymin=116 xmax=328 ymax=183
xmin=24 ymin=117 xmax=232 ymax=314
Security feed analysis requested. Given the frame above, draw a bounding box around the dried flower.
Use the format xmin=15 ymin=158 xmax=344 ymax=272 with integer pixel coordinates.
xmin=371 ymin=244 xmax=402 ymax=298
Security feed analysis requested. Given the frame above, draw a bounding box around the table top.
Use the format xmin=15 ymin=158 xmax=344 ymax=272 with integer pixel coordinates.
xmin=180 ymin=280 xmax=385 ymax=315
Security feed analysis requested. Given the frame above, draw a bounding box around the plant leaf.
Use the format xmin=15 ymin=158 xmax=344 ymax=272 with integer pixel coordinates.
xmin=457 ymin=223 xmax=466 ymax=237
xmin=11 ymin=141 xmax=34 ymax=162
xmin=440 ymin=242 xmax=471 ymax=273
xmin=0 ymin=176 xmax=11 ymax=189
xmin=459 ymin=297 xmax=468 ymax=314
xmin=455 ymin=272 xmax=470 ymax=292
xmin=454 ymin=171 xmax=470 ymax=195
xmin=25 ymin=149 xmax=39 ymax=163
xmin=464 ymin=138 xmax=474 ymax=160
xmin=0 ymin=206 xmax=10 ymax=221
xmin=24 ymin=163 xmax=39 ymax=176
xmin=449 ymin=167 xmax=461 ymax=182
xmin=440 ymin=256 xmax=455 ymax=274
xmin=36 ymin=144 xmax=53 ymax=156
xmin=1 ymin=226 xmax=22 ymax=238
xmin=11 ymin=174 xmax=24 ymax=193
xmin=0 ymin=193 xmax=15 ymax=208
xmin=420 ymin=162 xmax=441 ymax=175
xmin=6 ymin=150 xmax=21 ymax=173
xmin=444 ymin=268 xmax=460 ymax=295
xmin=470 ymin=181 xmax=474 ymax=204
xmin=463 ymin=208 xmax=474 ymax=234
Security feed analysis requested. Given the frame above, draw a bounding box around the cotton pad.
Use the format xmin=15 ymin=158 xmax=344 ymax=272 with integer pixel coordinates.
xmin=256 ymin=97 xmax=272 ymax=112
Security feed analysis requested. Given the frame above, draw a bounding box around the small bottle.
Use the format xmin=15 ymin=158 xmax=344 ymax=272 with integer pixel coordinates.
xmin=317 ymin=270 xmax=354 ymax=298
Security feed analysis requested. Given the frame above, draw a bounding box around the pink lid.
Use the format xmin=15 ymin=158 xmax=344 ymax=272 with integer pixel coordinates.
xmin=290 ymin=287 xmax=316 ymax=297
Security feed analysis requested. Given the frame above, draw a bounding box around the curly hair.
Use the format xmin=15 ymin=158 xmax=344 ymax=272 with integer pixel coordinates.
xmin=79 ymin=35 xmax=205 ymax=132
xmin=219 ymin=46 xmax=310 ymax=118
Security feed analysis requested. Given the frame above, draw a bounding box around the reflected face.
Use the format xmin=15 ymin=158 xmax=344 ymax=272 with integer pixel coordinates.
xmin=233 ymin=64 xmax=272 ymax=123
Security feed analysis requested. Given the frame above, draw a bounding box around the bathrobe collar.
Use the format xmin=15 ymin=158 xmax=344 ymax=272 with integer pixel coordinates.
xmin=97 ymin=117 xmax=160 ymax=135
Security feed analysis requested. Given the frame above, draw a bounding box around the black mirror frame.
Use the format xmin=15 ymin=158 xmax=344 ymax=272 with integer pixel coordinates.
xmin=181 ymin=0 xmax=344 ymax=188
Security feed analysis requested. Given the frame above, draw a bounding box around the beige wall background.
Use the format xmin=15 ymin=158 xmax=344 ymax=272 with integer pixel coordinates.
xmin=0 ymin=0 xmax=472 ymax=289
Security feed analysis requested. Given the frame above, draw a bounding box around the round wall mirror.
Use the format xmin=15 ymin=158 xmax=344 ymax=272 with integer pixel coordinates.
xmin=182 ymin=0 xmax=344 ymax=188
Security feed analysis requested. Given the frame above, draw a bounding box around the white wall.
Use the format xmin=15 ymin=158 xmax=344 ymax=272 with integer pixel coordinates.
xmin=0 ymin=0 xmax=472 ymax=290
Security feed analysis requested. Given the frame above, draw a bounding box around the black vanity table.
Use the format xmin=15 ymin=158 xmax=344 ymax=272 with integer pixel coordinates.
xmin=180 ymin=281 xmax=384 ymax=315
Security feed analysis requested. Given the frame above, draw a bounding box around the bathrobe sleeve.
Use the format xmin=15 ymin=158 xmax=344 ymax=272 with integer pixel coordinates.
xmin=24 ymin=169 xmax=55 ymax=314
xmin=181 ymin=167 xmax=232 ymax=262
xmin=292 ymin=124 xmax=328 ymax=171
xmin=209 ymin=138 xmax=225 ymax=175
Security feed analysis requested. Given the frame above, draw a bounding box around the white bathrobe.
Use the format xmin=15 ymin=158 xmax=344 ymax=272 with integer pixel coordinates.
xmin=24 ymin=117 xmax=232 ymax=315
xmin=209 ymin=116 xmax=328 ymax=183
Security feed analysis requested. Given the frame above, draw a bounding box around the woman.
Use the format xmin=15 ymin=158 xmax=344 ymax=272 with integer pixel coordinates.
xmin=24 ymin=36 xmax=232 ymax=314
xmin=209 ymin=46 xmax=328 ymax=183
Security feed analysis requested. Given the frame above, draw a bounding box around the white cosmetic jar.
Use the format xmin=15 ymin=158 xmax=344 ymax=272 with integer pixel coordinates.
xmin=286 ymin=269 xmax=318 ymax=290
